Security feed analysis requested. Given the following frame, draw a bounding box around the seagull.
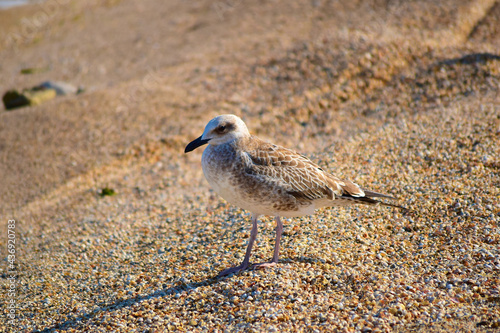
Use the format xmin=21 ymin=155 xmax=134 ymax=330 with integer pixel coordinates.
xmin=185 ymin=114 xmax=404 ymax=277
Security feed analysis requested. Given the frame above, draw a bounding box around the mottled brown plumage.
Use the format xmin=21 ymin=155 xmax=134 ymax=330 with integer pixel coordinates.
xmin=185 ymin=114 xmax=403 ymax=276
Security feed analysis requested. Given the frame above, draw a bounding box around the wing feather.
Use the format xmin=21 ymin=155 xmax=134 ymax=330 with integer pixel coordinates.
xmin=239 ymin=137 xmax=343 ymax=201
xmin=232 ymin=136 xmax=403 ymax=209
xmin=234 ymin=136 xmax=403 ymax=209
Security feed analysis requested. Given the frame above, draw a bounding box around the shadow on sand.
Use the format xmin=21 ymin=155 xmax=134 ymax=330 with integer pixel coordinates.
xmin=34 ymin=257 xmax=325 ymax=332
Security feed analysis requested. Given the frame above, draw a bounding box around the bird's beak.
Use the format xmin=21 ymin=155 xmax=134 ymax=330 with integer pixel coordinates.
xmin=184 ymin=136 xmax=210 ymax=153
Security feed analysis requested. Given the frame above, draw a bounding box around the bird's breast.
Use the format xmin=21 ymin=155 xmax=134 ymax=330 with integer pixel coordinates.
xmin=202 ymin=145 xmax=243 ymax=200
xmin=200 ymin=144 xmax=316 ymax=217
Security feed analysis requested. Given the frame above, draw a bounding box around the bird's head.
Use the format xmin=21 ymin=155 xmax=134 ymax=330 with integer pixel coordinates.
xmin=184 ymin=114 xmax=250 ymax=153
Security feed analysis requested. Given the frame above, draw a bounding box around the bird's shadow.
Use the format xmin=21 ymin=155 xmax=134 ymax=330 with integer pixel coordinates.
xmin=434 ymin=52 xmax=500 ymax=67
xmin=35 ymin=274 xmax=223 ymax=333
xmin=34 ymin=256 xmax=324 ymax=332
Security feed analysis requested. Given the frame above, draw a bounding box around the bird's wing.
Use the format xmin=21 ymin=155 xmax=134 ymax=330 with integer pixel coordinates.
xmin=238 ymin=137 xmax=365 ymax=201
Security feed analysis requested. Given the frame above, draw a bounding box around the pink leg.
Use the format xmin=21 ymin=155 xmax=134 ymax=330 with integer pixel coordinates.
xmin=254 ymin=216 xmax=283 ymax=270
xmin=218 ymin=213 xmax=259 ymax=277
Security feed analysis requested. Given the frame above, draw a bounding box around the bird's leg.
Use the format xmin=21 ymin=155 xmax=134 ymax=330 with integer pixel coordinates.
xmin=254 ymin=216 xmax=283 ymax=270
xmin=218 ymin=213 xmax=259 ymax=277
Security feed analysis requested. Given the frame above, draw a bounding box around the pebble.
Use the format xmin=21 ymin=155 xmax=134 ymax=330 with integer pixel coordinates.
xmin=38 ymin=81 xmax=80 ymax=96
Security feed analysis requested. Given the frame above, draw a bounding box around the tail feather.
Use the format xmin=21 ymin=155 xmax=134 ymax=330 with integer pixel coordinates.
xmin=338 ymin=190 xmax=407 ymax=210
xmin=363 ymin=189 xmax=396 ymax=200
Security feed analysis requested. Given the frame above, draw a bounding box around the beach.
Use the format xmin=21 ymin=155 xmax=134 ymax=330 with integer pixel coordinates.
xmin=0 ymin=0 xmax=499 ymax=331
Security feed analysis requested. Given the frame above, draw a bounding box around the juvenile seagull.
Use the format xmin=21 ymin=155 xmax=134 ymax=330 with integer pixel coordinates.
xmin=185 ymin=114 xmax=403 ymax=277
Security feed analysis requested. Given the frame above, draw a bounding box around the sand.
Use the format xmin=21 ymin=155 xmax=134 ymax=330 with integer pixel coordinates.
xmin=0 ymin=0 xmax=499 ymax=332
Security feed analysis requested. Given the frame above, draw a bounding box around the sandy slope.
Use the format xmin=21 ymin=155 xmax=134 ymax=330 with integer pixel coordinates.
xmin=0 ymin=0 xmax=499 ymax=332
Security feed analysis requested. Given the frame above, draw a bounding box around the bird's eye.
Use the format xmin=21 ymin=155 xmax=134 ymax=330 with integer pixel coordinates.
xmin=218 ymin=125 xmax=226 ymax=132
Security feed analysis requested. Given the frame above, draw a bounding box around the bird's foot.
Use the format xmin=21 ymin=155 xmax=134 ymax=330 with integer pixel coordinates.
xmin=218 ymin=263 xmax=250 ymax=277
xmin=252 ymin=261 xmax=277 ymax=270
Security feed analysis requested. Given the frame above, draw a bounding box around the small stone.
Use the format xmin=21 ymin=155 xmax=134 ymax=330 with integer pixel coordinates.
xmin=38 ymin=81 xmax=80 ymax=96
xmin=2 ymin=90 xmax=30 ymax=110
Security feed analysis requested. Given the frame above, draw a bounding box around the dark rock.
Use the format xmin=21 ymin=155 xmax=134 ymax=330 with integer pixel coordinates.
xmin=2 ymin=90 xmax=30 ymax=110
